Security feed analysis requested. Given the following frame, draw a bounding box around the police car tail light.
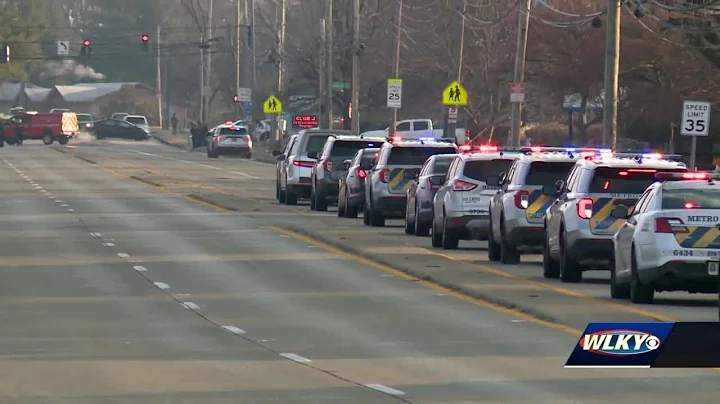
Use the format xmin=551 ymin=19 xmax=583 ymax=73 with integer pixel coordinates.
xmin=358 ymin=169 xmax=367 ymax=179
xmin=224 ymin=120 xmax=233 ymax=125
xmin=390 ymin=136 xmax=402 ymax=143
xmin=293 ymin=160 xmax=315 ymax=168
xmin=513 ymin=190 xmax=529 ymax=209
xmin=459 ymin=144 xmax=472 ymax=152
xmin=379 ymin=169 xmax=390 ymax=183
xmin=655 ymin=217 xmax=688 ymax=234
xmin=215 ymin=135 xmax=223 ymax=142
xmin=577 ymin=198 xmax=593 ymax=219
xmin=452 ymin=179 xmax=477 ymax=191
xmin=322 ymin=160 xmax=332 ymax=172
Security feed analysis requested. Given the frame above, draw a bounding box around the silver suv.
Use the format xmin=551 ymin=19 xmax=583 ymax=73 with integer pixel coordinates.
xmin=431 ymin=148 xmax=519 ymax=249
xmin=488 ymin=147 xmax=597 ymax=264
xmin=277 ymin=129 xmax=350 ymax=205
xmin=543 ymin=152 xmax=686 ymax=283
xmin=364 ymin=140 xmax=458 ymax=227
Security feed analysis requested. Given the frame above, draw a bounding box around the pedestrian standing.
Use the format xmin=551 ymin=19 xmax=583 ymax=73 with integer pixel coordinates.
xmin=171 ymin=113 xmax=178 ymax=134
xmin=0 ymin=119 xmax=4 ymax=148
xmin=15 ymin=118 xmax=23 ymax=146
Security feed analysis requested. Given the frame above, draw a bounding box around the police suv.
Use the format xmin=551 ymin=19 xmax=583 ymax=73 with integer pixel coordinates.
xmin=364 ymin=138 xmax=457 ymax=227
xmin=543 ymin=152 xmax=687 ymax=283
xmin=431 ymin=145 xmax=520 ymax=250
xmin=488 ymin=147 xmax=600 ymax=264
xmin=610 ymin=171 xmax=720 ymax=304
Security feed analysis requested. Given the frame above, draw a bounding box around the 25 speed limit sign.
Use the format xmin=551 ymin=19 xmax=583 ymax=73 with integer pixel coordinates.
xmin=681 ymin=100 xmax=711 ymax=136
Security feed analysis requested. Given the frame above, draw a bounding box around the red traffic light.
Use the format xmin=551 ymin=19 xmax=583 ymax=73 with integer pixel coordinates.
xmin=233 ymin=95 xmax=239 ymax=102
xmin=83 ymin=40 xmax=90 ymax=47
xmin=142 ymin=35 xmax=149 ymax=42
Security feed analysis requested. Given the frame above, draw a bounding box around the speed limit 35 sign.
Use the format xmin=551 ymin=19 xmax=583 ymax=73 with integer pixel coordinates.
xmin=682 ymin=100 xmax=711 ymax=136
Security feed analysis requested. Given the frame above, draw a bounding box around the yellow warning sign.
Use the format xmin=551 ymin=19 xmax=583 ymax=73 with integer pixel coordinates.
xmin=263 ymin=95 xmax=283 ymax=114
xmin=442 ymin=81 xmax=468 ymax=106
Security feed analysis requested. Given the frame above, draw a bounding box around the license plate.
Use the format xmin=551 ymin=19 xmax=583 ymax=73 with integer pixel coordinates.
xmin=231 ymin=138 xmax=238 ymax=142
xmin=708 ymin=261 xmax=719 ymax=276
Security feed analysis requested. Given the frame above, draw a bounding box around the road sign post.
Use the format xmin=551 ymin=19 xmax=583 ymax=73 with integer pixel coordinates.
xmin=238 ymin=88 xmax=252 ymax=102
xmin=57 ymin=40 xmax=70 ymax=56
xmin=387 ymin=79 xmax=402 ymax=109
xmin=681 ymin=100 xmax=711 ymax=169
xmin=442 ymin=81 xmax=468 ymax=139
xmin=510 ymin=83 xmax=525 ymax=103
xmin=263 ymin=95 xmax=284 ymax=152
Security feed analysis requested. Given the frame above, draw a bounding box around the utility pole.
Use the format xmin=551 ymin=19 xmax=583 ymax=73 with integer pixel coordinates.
xmin=200 ymin=33 xmax=205 ymax=123
xmin=350 ymin=0 xmax=360 ymax=135
xmin=156 ymin=26 xmax=163 ymax=129
xmin=243 ymin=0 xmax=255 ymax=136
xmin=236 ymin=0 xmax=242 ymax=118
xmin=320 ymin=19 xmax=327 ymax=129
xmin=325 ymin=0 xmax=334 ymax=129
xmin=602 ymin=0 xmax=621 ymax=149
xmin=270 ymin=0 xmax=286 ymax=152
xmin=389 ymin=0 xmax=402 ymax=135
xmin=509 ymin=0 xmax=531 ymax=148
xmin=204 ymin=0 xmax=214 ymax=125
xmin=443 ymin=0 xmax=466 ymax=140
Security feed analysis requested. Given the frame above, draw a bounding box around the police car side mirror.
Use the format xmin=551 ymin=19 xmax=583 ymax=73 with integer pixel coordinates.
xmin=272 ymin=150 xmax=281 ymax=156
xmin=429 ymin=174 xmax=444 ymax=185
xmin=610 ymin=205 xmax=629 ymax=219
xmin=343 ymin=159 xmax=352 ymax=169
xmin=485 ymin=175 xmax=500 ymax=187
xmin=307 ymin=151 xmax=318 ymax=159
xmin=541 ymin=184 xmax=560 ymax=197
xmin=276 ymin=154 xmax=285 ymax=161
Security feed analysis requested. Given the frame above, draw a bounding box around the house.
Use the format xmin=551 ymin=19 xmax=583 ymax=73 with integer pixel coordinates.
xmin=24 ymin=84 xmax=52 ymax=111
xmin=0 ymin=82 xmax=26 ymax=112
xmin=45 ymin=82 xmax=161 ymax=123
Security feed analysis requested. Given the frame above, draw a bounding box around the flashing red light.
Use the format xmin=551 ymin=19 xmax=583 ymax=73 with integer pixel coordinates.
xmin=459 ymin=144 xmax=472 ymax=152
xmin=224 ymin=120 xmax=233 ymax=125
xmin=390 ymin=136 xmax=402 ymax=143
xmin=683 ymin=172 xmax=708 ymax=180
xmin=83 ymin=40 xmax=91 ymax=47
xmin=142 ymin=35 xmax=149 ymax=42
xmin=684 ymin=202 xmax=697 ymax=209
xmin=628 ymin=169 xmax=657 ymax=173
xmin=580 ymin=151 xmax=596 ymax=158
xmin=293 ymin=160 xmax=315 ymax=168
xmin=531 ymin=146 xmax=542 ymax=152
xmin=477 ymin=145 xmax=498 ymax=152
xmin=233 ymin=95 xmax=239 ymax=102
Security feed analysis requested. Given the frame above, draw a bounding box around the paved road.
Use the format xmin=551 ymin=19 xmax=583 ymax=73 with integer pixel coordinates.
xmin=0 ymin=138 xmax=717 ymax=403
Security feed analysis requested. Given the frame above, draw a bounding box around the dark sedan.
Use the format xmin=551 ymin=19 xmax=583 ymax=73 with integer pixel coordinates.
xmin=92 ymin=119 xmax=150 ymax=140
xmin=404 ymin=153 xmax=456 ymax=235
xmin=337 ymin=148 xmax=379 ymax=218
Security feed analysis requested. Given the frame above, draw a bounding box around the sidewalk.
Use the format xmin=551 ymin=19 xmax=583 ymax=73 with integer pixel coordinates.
xmin=152 ymin=129 xmax=277 ymax=165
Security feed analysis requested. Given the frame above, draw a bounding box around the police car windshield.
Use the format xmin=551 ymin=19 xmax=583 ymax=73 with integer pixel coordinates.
xmin=463 ymin=159 xmax=513 ymax=182
xmin=362 ymin=149 xmax=380 ymax=163
xmin=331 ymin=141 xmax=381 ymax=157
xmin=662 ymin=188 xmax=720 ymax=210
xmin=388 ymin=147 xmax=456 ymax=165
xmin=525 ymin=162 xmax=576 ymax=186
xmin=305 ymin=134 xmax=333 ymax=154
xmin=218 ymin=127 xmax=247 ymax=135
xmin=589 ymin=167 xmax=685 ymax=194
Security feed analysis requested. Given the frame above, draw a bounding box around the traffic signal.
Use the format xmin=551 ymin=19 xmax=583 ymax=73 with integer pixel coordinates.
xmin=233 ymin=95 xmax=239 ymax=103
xmin=81 ymin=40 xmax=92 ymax=56
xmin=1 ymin=45 xmax=9 ymax=63
xmin=142 ymin=34 xmax=149 ymax=51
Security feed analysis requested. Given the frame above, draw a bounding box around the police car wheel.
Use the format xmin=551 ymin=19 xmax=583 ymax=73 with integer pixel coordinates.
xmin=415 ymin=204 xmax=430 ymax=236
xmin=315 ymin=188 xmax=328 ymax=211
xmin=309 ymin=188 xmax=317 ymax=210
xmin=276 ymin=181 xmax=281 ymax=200
xmin=499 ymin=219 xmax=520 ymax=264
xmin=431 ymin=217 xmax=443 ymax=247
xmin=404 ymin=204 xmax=415 ymax=235
xmin=487 ymin=221 xmax=501 ymax=261
xmin=337 ymin=190 xmax=346 ymax=217
xmin=542 ymin=236 xmax=560 ymax=279
xmin=345 ymin=195 xmax=359 ymax=218
xmin=441 ymin=214 xmax=459 ymax=250
xmin=559 ymin=231 xmax=582 ymax=283
xmin=369 ymin=206 xmax=385 ymax=227
xmin=363 ymin=204 xmax=371 ymax=225
xmin=284 ymin=188 xmax=297 ymax=205
xmin=629 ymin=248 xmax=654 ymax=304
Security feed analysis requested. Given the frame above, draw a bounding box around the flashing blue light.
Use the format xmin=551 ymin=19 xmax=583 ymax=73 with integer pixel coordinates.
xmin=565 ymin=147 xmax=576 ymax=152
xmin=366 ymin=143 xmax=376 ymax=147
xmin=598 ymin=148 xmax=612 ymax=154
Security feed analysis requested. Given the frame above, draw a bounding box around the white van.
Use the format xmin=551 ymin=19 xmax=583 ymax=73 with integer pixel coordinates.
xmin=124 ymin=115 xmax=150 ymax=134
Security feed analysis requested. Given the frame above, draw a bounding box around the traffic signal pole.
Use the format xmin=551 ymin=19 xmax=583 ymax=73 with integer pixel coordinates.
xmin=156 ymin=27 xmax=163 ymax=129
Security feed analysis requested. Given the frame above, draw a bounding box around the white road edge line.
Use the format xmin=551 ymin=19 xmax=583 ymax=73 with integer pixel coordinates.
xmin=364 ymin=384 xmax=406 ymax=396
xmin=117 ymin=253 xmax=130 ymax=258
xmin=279 ymin=353 xmax=311 ymax=363
xmin=181 ymin=302 xmax=200 ymax=310
xmin=104 ymin=243 xmax=116 ymax=247
xmin=133 ymin=265 xmax=147 ymax=272
xmin=221 ymin=325 xmax=245 ymax=335
xmin=154 ymin=282 xmax=170 ymax=290
xmin=67 ymin=209 xmax=74 ymax=212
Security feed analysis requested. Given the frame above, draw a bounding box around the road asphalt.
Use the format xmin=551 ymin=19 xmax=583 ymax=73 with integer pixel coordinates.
xmin=0 ymin=136 xmax=718 ymax=403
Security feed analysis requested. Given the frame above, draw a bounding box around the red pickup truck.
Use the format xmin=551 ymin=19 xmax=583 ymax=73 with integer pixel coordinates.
xmin=2 ymin=112 xmax=79 ymax=145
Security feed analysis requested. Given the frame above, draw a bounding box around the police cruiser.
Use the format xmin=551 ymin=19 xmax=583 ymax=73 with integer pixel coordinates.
xmin=364 ymin=138 xmax=457 ymax=227
xmin=431 ymin=145 xmax=520 ymax=249
xmin=543 ymin=151 xmax=687 ymax=282
xmin=489 ymin=146 xmax=600 ymax=264
xmin=610 ymin=171 xmax=720 ymax=304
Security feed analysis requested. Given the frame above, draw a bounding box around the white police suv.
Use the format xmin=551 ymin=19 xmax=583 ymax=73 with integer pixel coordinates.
xmin=543 ymin=152 xmax=687 ymax=283
xmin=489 ymin=146 xmax=600 ymax=264
xmin=610 ymin=171 xmax=720 ymax=304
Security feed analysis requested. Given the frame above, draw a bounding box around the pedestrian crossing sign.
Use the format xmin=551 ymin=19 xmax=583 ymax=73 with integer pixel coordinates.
xmin=263 ymin=95 xmax=283 ymax=114
xmin=442 ymin=81 xmax=468 ymax=106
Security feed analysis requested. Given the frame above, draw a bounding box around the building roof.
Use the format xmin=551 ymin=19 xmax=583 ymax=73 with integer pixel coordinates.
xmin=0 ymin=82 xmax=23 ymax=102
xmin=24 ymin=85 xmax=52 ymax=102
xmin=54 ymin=83 xmax=123 ymax=102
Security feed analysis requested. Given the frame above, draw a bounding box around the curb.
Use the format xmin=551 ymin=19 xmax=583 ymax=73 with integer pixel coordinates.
xmin=278 ymin=223 xmax=565 ymax=327
xmin=153 ymin=134 xmax=186 ymax=150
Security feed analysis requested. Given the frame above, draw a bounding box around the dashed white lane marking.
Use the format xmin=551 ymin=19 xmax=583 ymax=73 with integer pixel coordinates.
xmin=381 ymin=274 xmax=394 ymax=278
xmin=90 ymin=232 xmax=101 ymax=237
xmin=130 ymin=149 xmax=261 ymax=179
xmin=154 ymin=282 xmax=170 ymax=290
xmin=67 ymin=209 xmax=74 ymax=212
xmin=364 ymin=384 xmax=405 ymax=396
xmin=117 ymin=253 xmax=130 ymax=258
xmin=182 ymin=302 xmax=200 ymax=310
xmin=222 ymin=325 xmax=246 ymax=335
xmin=54 ymin=200 xmax=62 ymax=203
xmin=279 ymin=353 xmax=312 ymax=363
xmin=512 ymin=319 xmax=527 ymax=323
xmin=133 ymin=265 xmax=147 ymax=272
xmin=60 ymin=204 xmax=68 ymax=207
xmin=104 ymin=243 xmax=116 ymax=247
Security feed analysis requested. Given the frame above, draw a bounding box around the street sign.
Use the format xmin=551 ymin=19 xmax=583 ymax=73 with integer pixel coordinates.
xmin=681 ymin=100 xmax=711 ymax=136
xmin=57 ymin=40 xmax=70 ymax=55
xmin=237 ymin=88 xmax=252 ymax=102
xmin=448 ymin=107 xmax=458 ymax=124
xmin=263 ymin=95 xmax=283 ymax=114
xmin=387 ymin=78 xmax=402 ymax=108
xmin=442 ymin=81 xmax=467 ymax=106
xmin=510 ymin=83 xmax=525 ymax=103
xmin=333 ymin=82 xmax=351 ymax=90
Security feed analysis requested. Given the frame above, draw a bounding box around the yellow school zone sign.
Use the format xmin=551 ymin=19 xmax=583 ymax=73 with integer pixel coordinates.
xmin=442 ymin=81 xmax=468 ymax=106
xmin=263 ymin=95 xmax=283 ymax=114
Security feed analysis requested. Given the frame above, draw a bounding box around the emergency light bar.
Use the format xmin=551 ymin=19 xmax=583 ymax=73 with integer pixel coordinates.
xmin=655 ymin=172 xmax=720 ymax=181
xmin=519 ymin=146 xmax=605 ymax=156
xmin=610 ymin=152 xmax=684 ymax=161
xmin=460 ymin=145 xmax=522 ymax=153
